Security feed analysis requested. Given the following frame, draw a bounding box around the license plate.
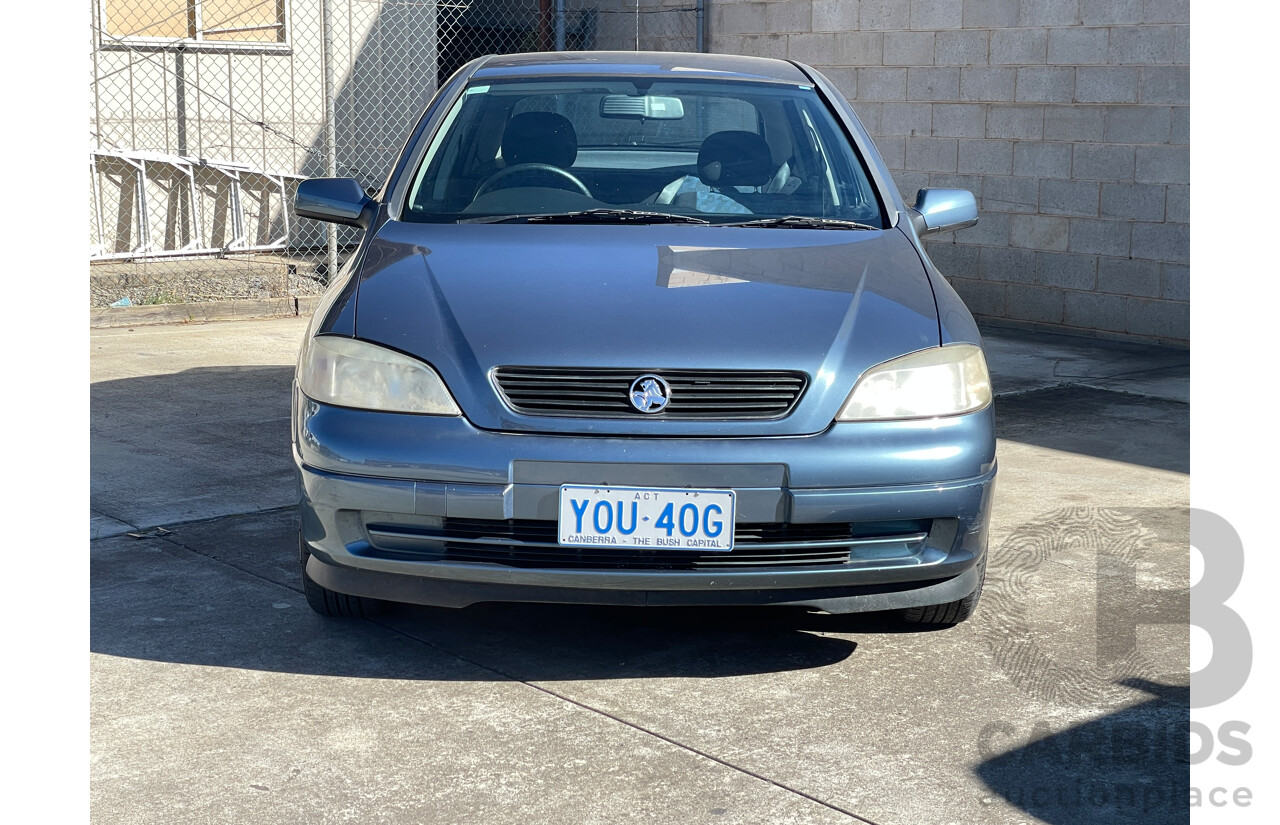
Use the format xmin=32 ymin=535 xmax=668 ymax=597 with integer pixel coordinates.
xmin=558 ymin=485 xmax=735 ymax=551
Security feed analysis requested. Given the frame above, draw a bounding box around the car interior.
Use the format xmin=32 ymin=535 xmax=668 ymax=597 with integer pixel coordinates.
xmin=404 ymin=79 xmax=884 ymax=225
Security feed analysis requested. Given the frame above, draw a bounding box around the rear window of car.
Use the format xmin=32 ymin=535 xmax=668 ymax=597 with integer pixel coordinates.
xmin=403 ymin=76 xmax=886 ymax=226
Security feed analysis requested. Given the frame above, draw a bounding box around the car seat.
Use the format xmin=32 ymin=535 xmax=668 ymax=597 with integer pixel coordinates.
xmin=499 ymin=112 xmax=579 ymax=169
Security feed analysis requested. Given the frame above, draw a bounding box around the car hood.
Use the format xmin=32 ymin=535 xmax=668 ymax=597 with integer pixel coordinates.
xmin=352 ymin=221 xmax=939 ymax=436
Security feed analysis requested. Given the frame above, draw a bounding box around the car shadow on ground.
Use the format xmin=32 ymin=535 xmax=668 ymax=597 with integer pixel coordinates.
xmin=91 ymin=366 xmax=299 ymax=529
xmin=994 ymin=386 xmax=1189 ymax=474
xmin=974 ymin=679 xmax=1189 ymax=825
xmin=385 ymin=596 xmax=956 ymax=680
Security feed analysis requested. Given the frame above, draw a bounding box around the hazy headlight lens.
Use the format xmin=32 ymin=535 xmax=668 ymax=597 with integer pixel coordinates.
xmin=836 ymin=344 xmax=991 ymax=421
xmin=297 ymin=336 xmax=460 ymax=415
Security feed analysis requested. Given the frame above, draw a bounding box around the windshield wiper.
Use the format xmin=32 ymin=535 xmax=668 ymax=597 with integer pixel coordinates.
xmin=461 ymin=209 xmax=709 ymax=225
xmin=719 ymin=216 xmax=879 ymax=230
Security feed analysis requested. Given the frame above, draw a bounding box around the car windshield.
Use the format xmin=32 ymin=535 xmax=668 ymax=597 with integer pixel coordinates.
xmin=402 ymin=76 xmax=886 ymax=227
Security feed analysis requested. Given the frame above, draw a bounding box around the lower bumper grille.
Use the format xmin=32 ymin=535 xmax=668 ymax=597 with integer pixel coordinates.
xmin=363 ymin=518 xmax=932 ymax=570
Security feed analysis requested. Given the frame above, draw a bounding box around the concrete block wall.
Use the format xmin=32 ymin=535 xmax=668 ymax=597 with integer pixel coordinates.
xmin=708 ymin=0 xmax=1189 ymax=344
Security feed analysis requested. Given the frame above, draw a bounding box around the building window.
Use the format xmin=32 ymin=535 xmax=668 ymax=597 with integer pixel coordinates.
xmin=101 ymin=0 xmax=287 ymax=47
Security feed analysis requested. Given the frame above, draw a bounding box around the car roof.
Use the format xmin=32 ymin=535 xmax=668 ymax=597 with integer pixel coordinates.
xmin=472 ymin=51 xmax=812 ymax=85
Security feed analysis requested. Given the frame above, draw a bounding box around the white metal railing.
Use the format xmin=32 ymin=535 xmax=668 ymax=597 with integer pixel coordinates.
xmin=90 ymin=147 xmax=301 ymax=260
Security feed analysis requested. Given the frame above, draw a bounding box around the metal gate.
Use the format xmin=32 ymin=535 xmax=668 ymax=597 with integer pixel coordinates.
xmin=89 ymin=0 xmax=702 ymax=306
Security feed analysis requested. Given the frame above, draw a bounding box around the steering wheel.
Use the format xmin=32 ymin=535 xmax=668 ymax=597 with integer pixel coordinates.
xmin=475 ymin=163 xmax=591 ymax=199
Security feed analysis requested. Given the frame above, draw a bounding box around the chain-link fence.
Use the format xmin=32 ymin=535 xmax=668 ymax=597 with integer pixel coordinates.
xmin=89 ymin=0 xmax=701 ymax=308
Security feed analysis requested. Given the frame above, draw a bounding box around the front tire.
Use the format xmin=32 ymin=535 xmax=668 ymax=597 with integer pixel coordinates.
xmin=902 ymin=555 xmax=985 ymax=626
xmin=300 ymin=535 xmax=386 ymax=618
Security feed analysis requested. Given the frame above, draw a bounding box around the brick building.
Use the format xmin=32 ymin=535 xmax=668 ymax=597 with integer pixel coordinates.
xmin=708 ymin=0 xmax=1189 ymax=344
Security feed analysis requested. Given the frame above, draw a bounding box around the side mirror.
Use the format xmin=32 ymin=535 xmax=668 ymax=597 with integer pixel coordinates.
xmin=295 ymin=177 xmax=374 ymax=228
xmin=909 ymin=189 xmax=978 ymax=237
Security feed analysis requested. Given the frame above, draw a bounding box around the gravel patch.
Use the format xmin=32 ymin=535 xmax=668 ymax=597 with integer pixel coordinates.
xmin=89 ymin=253 xmax=349 ymax=308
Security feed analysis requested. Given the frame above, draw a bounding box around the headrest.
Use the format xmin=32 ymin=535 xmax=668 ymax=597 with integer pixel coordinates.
xmin=697 ymin=131 xmax=775 ymax=188
xmin=500 ymin=112 xmax=578 ymax=169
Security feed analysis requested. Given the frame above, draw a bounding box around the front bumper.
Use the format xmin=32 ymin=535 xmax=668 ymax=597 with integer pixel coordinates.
xmin=294 ymin=388 xmax=997 ymax=613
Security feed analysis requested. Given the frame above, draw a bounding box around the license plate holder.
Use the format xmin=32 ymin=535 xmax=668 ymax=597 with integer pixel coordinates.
xmin=557 ymin=485 xmax=735 ymax=551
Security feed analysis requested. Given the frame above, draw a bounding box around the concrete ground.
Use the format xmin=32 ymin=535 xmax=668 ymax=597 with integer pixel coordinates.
xmin=91 ymin=318 xmax=1189 ymax=825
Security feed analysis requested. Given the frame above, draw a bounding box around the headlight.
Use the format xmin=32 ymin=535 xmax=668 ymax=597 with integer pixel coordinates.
xmin=836 ymin=344 xmax=991 ymax=421
xmin=297 ymin=335 xmax=460 ymax=415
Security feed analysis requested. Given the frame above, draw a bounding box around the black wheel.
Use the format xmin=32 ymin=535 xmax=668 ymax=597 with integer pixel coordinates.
xmin=299 ymin=535 xmax=386 ymax=618
xmin=902 ymin=555 xmax=986 ymax=626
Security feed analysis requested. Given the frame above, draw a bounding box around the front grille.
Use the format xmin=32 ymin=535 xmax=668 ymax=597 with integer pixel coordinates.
xmin=364 ymin=518 xmax=931 ymax=570
xmin=492 ymin=367 xmax=807 ymax=419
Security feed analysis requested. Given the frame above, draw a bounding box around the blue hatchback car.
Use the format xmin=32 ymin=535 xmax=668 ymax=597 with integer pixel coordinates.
xmin=292 ymin=52 xmax=995 ymax=625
